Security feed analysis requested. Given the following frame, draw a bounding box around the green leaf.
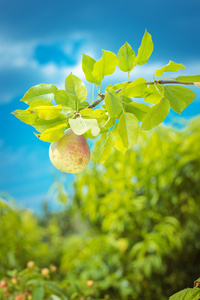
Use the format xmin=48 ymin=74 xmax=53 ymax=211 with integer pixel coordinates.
xmin=125 ymin=102 xmax=150 ymax=121
xmin=45 ymin=283 xmax=68 ymax=300
xmin=65 ymin=73 xmax=87 ymax=103
xmin=158 ymin=85 xmax=195 ymax=114
xmin=80 ymin=108 xmax=106 ymax=121
xmin=169 ymin=288 xmax=200 ymax=300
xmin=118 ymin=112 xmax=139 ymax=149
xmin=35 ymin=124 xmax=66 ymax=143
xmin=54 ymin=90 xmax=76 ymax=109
xmin=82 ymin=54 xmax=97 ymax=84
xmin=144 ymin=85 xmax=162 ymax=104
xmin=31 ymin=104 xmax=62 ymax=120
xmin=12 ymin=109 xmax=38 ymax=125
xmin=175 ymin=75 xmax=200 ymax=82
xmin=141 ymin=97 xmax=170 ymax=130
xmin=33 ymin=114 xmax=67 ymax=133
xmin=155 ymin=60 xmax=185 ymax=77
xmin=20 ymin=84 xmax=57 ymax=105
xmin=106 ymin=82 xmax=128 ymax=93
xmin=92 ymin=50 xmax=118 ymax=83
xmin=105 ymin=91 xmax=123 ymax=118
xmin=123 ymin=78 xmax=147 ymax=97
xmin=69 ymin=118 xmax=100 ymax=137
xmin=135 ymin=30 xmax=153 ymax=65
xmin=97 ymin=131 xmax=115 ymax=164
xmin=112 ymin=125 xmax=128 ymax=153
xmin=117 ymin=42 xmax=135 ymax=72
xmin=32 ymin=285 xmax=44 ymax=300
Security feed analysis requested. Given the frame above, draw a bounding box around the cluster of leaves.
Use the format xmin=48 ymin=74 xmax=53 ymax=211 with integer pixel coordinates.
xmin=12 ymin=30 xmax=200 ymax=164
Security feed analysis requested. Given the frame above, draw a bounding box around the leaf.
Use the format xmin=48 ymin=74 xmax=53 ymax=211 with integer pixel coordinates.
xmin=144 ymin=85 xmax=162 ymax=104
xmin=32 ymin=285 xmax=44 ymax=300
xmin=33 ymin=114 xmax=67 ymax=133
xmin=50 ymin=295 xmax=62 ymax=300
xmin=158 ymin=85 xmax=195 ymax=114
xmin=155 ymin=60 xmax=185 ymax=77
xmin=112 ymin=125 xmax=128 ymax=153
xmin=82 ymin=54 xmax=97 ymax=84
xmin=135 ymin=29 xmax=153 ymax=65
xmin=97 ymin=131 xmax=115 ymax=164
xmin=125 ymin=102 xmax=150 ymax=121
xmin=123 ymin=78 xmax=147 ymax=97
xmin=118 ymin=112 xmax=139 ymax=149
xmin=20 ymin=84 xmax=57 ymax=105
xmin=92 ymin=50 xmax=118 ymax=83
xmin=80 ymin=108 xmax=106 ymax=121
xmin=31 ymin=105 xmax=62 ymax=120
xmin=141 ymin=97 xmax=170 ymax=130
xmin=105 ymin=91 xmax=123 ymax=118
xmin=65 ymin=73 xmax=87 ymax=103
xmin=106 ymin=82 xmax=128 ymax=93
xmin=35 ymin=124 xmax=66 ymax=143
xmin=175 ymin=75 xmax=200 ymax=82
xmin=12 ymin=109 xmax=38 ymax=125
xmin=54 ymin=90 xmax=76 ymax=109
xmin=69 ymin=118 xmax=100 ymax=136
xmin=45 ymin=283 xmax=68 ymax=300
xmin=169 ymin=288 xmax=200 ymax=300
xmin=117 ymin=42 xmax=135 ymax=72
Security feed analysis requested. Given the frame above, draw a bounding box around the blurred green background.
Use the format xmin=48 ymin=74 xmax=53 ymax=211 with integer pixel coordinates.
xmin=1 ymin=118 xmax=200 ymax=299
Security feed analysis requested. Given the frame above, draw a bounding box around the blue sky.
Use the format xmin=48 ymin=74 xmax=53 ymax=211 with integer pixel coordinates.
xmin=0 ymin=0 xmax=200 ymax=211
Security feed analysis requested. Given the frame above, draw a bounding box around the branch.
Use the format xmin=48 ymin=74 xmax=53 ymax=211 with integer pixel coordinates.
xmin=83 ymin=80 xmax=194 ymax=110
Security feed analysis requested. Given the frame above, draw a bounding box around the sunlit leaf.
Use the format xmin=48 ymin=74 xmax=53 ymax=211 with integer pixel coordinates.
xmin=141 ymin=97 xmax=170 ymax=130
xmin=118 ymin=112 xmax=139 ymax=149
xmin=82 ymin=54 xmax=98 ymax=84
xmin=12 ymin=109 xmax=38 ymax=125
xmin=175 ymin=75 xmax=200 ymax=82
xmin=123 ymin=78 xmax=147 ymax=97
xmin=20 ymin=84 xmax=57 ymax=105
xmin=69 ymin=117 xmax=100 ymax=137
xmin=125 ymin=102 xmax=150 ymax=121
xmin=92 ymin=50 xmax=118 ymax=83
xmin=117 ymin=42 xmax=135 ymax=72
xmin=105 ymin=91 xmax=123 ymax=118
xmin=169 ymin=288 xmax=200 ymax=300
xmin=35 ymin=123 xmax=66 ymax=142
xmin=80 ymin=108 xmax=106 ymax=121
xmin=33 ymin=113 xmax=67 ymax=133
xmin=54 ymin=90 xmax=76 ymax=109
xmin=65 ymin=73 xmax=87 ymax=103
xmin=144 ymin=85 xmax=162 ymax=104
xmin=97 ymin=131 xmax=115 ymax=164
xmin=135 ymin=30 xmax=153 ymax=65
xmin=158 ymin=85 xmax=195 ymax=114
xmin=31 ymin=104 xmax=62 ymax=120
xmin=155 ymin=60 xmax=185 ymax=77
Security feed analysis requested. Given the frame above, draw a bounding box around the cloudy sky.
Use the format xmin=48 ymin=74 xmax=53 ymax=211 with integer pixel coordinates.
xmin=1 ymin=0 xmax=200 ymax=211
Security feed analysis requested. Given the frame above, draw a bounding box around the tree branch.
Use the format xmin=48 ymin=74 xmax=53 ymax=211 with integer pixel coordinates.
xmin=83 ymin=80 xmax=194 ymax=110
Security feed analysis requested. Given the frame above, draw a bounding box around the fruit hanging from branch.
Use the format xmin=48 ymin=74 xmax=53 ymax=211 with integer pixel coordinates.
xmin=12 ymin=30 xmax=200 ymax=174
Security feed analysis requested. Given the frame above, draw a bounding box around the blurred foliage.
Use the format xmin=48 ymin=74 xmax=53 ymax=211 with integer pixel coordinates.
xmin=1 ymin=117 xmax=200 ymax=299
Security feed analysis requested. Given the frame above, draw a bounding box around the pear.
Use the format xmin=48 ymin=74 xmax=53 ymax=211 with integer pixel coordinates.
xmin=49 ymin=129 xmax=90 ymax=174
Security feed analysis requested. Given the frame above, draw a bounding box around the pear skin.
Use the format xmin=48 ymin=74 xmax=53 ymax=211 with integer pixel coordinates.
xmin=49 ymin=129 xmax=90 ymax=174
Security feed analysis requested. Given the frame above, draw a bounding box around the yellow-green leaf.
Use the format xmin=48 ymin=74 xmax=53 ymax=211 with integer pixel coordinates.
xmin=123 ymin=78 xmax=147 ymax=97
xmin=117 ymin=42 xmax=135 ymax=72
xmin=118 ymin=112 xmax=139 ymax=149
xmin=155 ymin=60 xmax=185 ymax=77
xmin=82 ymin=54 xmax=98 ymax=84
xmin=31 ymin=104 xmax=62 ymax=120
xmin=141 ymin=97 xmax=170 ymax=130
xmin=175 ymin=75 xmax=200 ymax=82
xmin=33 ymin=113 xmax=67 ymax=133
xmin=105 ymin=91 xmax=123 ymax=118
xmin=65 ymin=73 xmax=87 ymax=103
xmin=97 ymin=131 xmax=116 ymax=164
xmin=20 ymin=84 xmax=57 ymax=105
xmin=92 ymin=50 xmax=118 ymax=83
xmin=69 ymin=118 xmax=100 ymax=137
xmin=35 ymin=124 xmax=66 ymax=143
xmin=125 ymin=102 xmax=150 ymax=121
xmin=135 ymin=30 xmax=153 ymax=65
xmin=80 ymin=108 xmax=106 ymax=121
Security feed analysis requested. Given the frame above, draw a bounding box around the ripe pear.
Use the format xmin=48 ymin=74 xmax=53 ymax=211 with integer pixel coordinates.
xmin=49 ymin=129 xmax=90 ymax=174
xmin=194 ymin=82 xmax=200 ymax=88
